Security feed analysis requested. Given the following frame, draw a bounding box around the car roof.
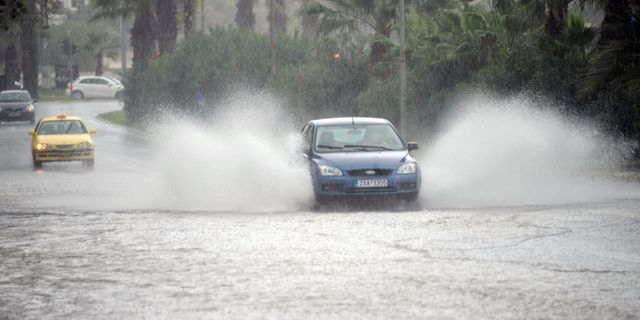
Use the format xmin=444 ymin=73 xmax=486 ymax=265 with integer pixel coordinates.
xmin=76 ymin=76 xmax=114 ymax=81
xmin=40 ymin=115 xmax=83 ymax=121
xmin=309 ymin=117 xmax=392 ymax=126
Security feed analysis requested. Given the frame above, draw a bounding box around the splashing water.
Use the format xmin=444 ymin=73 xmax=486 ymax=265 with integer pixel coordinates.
xmin=419 ymin=95 xmax=640 ymax=208
xmin=146 ymin=93 xmax=313 ymax=212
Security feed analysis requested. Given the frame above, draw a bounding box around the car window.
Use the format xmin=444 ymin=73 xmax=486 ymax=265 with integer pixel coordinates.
xmin=94 ymin=78 xmax=109 ymax=85
xmin=0 ymin=91 xmax=31 ymax=102
xmin=314 ymin=124 xmax=404 ymax=152
xmin=37 ymin=120 xmax=88 ymax=135
xmin=79 ymin=78 xmax=93 ymax=84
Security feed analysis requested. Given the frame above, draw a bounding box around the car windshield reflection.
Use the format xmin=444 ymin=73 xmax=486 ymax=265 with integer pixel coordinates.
xmin=314 ymin=124 xmax=405 ymax=153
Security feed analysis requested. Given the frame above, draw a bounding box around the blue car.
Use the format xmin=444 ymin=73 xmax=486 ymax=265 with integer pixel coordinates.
xmin=301 ymin=117 xmax=421 ymax=202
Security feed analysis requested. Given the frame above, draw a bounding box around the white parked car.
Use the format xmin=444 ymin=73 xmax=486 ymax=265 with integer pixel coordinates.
xmin=66 ymin=76 xmax=124 ymax=100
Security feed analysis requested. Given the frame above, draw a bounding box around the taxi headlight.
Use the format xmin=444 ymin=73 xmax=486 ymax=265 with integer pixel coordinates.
xmin=36 ymin=143 xmax=49 ymax=151
xmin=78 ymin=142 xmax=93 ymax=150
xmin=26 ymin=105 xmax=34 ymax=112
xmin=397 ymin=163 xmax=417 ymax=174
xmin=319 ymin=165 xmax=343 ymax=176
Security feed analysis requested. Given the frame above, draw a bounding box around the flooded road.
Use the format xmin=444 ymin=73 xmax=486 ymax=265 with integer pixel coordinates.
xmin=1 ymin=101 xmax=640 ymax=319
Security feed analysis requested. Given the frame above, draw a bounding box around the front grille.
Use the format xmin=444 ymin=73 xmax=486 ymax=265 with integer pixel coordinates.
xmin=6 ymin=107 xmax=22 ymax=112
xmin=321 ymin=183 xmax=343 ymax=192
xmin=37 ymin=151 xmax=92 ymax=158
xmin=345 ymin=187 xmax=397 ymax=194
xmin=347 ymin=169 xmax=392 ymax=177
xmin=54 ymin=144 xmax=74 ymax=150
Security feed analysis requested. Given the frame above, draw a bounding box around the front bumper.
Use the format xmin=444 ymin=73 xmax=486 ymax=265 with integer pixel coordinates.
xmin=313 ymin=172 xmax=421 ymax=197
xmin=0 ymin=110 xmax=34 ymax=122
xmin=34 ymin=150 xmax=94 ymax=162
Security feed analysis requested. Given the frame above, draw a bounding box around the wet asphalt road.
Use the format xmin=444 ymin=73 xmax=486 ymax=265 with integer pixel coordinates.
xmin=1 ymin=101 xmax=640 ymax=319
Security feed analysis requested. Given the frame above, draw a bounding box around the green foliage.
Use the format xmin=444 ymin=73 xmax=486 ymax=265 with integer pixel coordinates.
xmin=129 ymin=28 xmax=312 ymax=120
xmin=270 ymin=59 xmax=367 ymax=120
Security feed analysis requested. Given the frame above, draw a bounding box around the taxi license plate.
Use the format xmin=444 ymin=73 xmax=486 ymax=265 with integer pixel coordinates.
xmin=356 ymin=179 xmax=388 ymax=188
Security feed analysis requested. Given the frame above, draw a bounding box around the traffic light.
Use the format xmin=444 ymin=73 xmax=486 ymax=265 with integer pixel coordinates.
xmin=60 ymin=39 xmax=80 ymax=56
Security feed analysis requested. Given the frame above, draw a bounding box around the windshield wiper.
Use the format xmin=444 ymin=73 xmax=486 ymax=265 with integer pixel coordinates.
xmin=317 ymin=144 xmax=343 ymax=150
xmin=343 ymin=144 xmax=392 ymax=151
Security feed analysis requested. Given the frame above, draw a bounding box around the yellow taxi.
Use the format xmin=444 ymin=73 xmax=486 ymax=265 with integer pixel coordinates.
xmin=29 ymin=114 xmax=96 ymax=169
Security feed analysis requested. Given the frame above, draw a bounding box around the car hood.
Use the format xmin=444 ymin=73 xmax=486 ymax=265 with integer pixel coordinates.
xmin=36 ymin=134 xmax=92 ymax=144
xmin=313 ymin=150 xmax=412 ymax=170
xmin=0 ymin=102 xmax=31 ymax=109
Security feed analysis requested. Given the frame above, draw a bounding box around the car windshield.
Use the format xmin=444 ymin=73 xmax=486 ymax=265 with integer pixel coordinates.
xmin=0 ymin=91 xmax=31 ymax=102
xmin=37 ymin=120 xmax=87 ymax=135
xmin=314 ymin=124 xmax=405 ymax=153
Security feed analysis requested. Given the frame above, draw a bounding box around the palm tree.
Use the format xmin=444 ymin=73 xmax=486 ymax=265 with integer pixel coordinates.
xmin=236 ymin=0 xmax=256 ymax=30
xmin=156 ymin=0 xmax=177 ymax=54
xmin=83 ymin=30 xmax=119 ymax=76
xmin=92 ymin=0 xmax=157 ymax=73
xmin=20 ymin=0 xmax=38 ymax=98
xmin=577 ymin=0 xmax=638 ymax=99
xmin=184 ymin=0 xmax=195 ymax=35
xmin=269 ymin=0 xmax=287 ymax=34
xmin=302 ymin=0 xmax=397 ymax=67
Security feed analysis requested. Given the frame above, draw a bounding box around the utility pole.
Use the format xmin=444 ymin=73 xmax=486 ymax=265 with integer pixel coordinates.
xmin=398 ymin=0 xmax=407 ymax=136
xmin=119 ymin=15 xmax=127 ymax=72
xmin=66 ymin=30 xmax=72 ymax=81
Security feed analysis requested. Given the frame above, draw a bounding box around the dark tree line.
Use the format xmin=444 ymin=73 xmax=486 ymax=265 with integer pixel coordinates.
xmin=0 ymin=0 xmax=61 ymax=98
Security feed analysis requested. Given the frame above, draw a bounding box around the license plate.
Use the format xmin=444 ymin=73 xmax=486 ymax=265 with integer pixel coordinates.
xmin=8 ymin=112 xmax=20 ymax=117
xmin=356 ymin=179 xmax=388 ymax=188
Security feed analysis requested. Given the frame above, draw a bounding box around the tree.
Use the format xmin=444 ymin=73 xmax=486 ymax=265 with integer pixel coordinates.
xmin=20 ymin=0 xmax=38 ymax=98
xmin=269 ymin=0 xmax=287 ymax=34
xmin=544 ymin=0 xmax=569 ymax=39
xmin=577 ymin=0 xmax=638 ymax=98
xmin=184 ymin=0 xmax=195 ymax=35
xmin=302 ymin=0 xmax=397 ymax=68
xmin=0 ymin=0 xmax=27 ymax=31
xmin=236 ymin=0 xmax=256 ymax=30
xmin=156 ymin=0 xmax=177 ymax=54
xmin=82 ymin=30 xmax=119 ymax=76
xmin=3 ymin=41 xmax=18 ymax=89
xmin=92 ymin=0 xmax=157 ymax=73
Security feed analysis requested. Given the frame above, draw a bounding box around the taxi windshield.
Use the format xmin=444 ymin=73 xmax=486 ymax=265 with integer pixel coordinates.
xmin=37 ymin=120 xmax=87 ymax=135
xmin=314 ymin=124 xmax=405 ymax=153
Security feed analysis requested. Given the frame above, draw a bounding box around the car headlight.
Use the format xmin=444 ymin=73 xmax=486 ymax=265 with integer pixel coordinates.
xmin=77 ymin=142 xmax=93 ymax=150
xmin=319 ymin=164 xmax=343 ymax=176
xmin=397 ymin=162 xmax=417 ymax=174
xmin=26 ymin=105 xmax=34 ymax=112
xmin=36 ymin=143 xmax=50 ymax=151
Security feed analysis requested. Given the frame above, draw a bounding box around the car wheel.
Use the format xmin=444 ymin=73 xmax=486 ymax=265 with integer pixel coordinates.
xmin=71 ymin=90 xmax=84 ymax=99
xmin=32 ymin=153 xmax=42 ymax=169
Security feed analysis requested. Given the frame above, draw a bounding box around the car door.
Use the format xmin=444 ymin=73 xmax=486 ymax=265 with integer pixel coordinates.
xmin=77 ymin=78 xmax=96 ymax=97
xmin=92 ymin=78 xmax=113 ymax=98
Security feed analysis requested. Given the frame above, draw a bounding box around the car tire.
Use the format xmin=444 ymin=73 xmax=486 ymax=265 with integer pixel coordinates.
xmin=71 ymin=90 xmax=84 ymax=99
xmin=32 ymin=153 xmax=42 ymax=169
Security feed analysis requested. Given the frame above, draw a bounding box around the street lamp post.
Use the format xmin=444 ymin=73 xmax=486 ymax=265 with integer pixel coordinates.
xmin=399 ymin=0 xmax=407 ymax=136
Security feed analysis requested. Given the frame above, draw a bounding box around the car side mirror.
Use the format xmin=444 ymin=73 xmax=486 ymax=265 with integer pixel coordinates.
xmin=89 ymin=128 xmax=97 ymax=134
xmin=28 ymin=129 xmax=35 ymax=136
xmin=407 ymin=142 xmax=419 ymax=151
